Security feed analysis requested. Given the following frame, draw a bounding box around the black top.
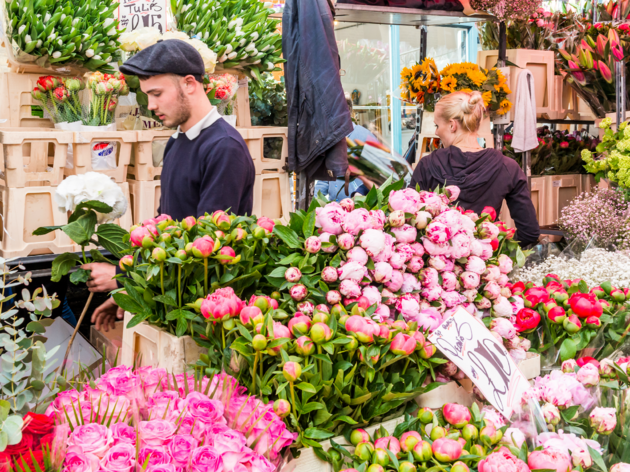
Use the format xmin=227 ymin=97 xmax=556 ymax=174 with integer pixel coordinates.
xmin=158 ymin=118 xmax=255 ymax=220
xmin=409 ymin=147 xmax=540 ymax=247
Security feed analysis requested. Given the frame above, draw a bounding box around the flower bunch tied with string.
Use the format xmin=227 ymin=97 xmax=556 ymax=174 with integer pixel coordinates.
xmin=400 ymin=58 xmax=441 ymax=111
xmin=439 ymin=62 xmax=512 ymax=116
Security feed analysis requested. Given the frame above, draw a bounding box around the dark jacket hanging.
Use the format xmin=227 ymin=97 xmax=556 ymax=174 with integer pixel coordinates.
xmin=283 ymin=0 xmax=353 ymax=180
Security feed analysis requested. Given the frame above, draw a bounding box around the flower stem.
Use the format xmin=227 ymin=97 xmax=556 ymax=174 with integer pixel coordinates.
xmin=160 ymin=262 xmax=165 ymax=297
xmin=317 ymin=345 xmax=322 ymax=375
xmin=289 ymin=381 xmax=297 ymax=418
xmin=252 ymin=351 xmax=259 ymax=396
xmin=221 ymin=324 xmax=226 ymax=351
xmin=177 ymin=265 xmax=182 ymax=307
xmin=402 ymin=358 xmax=411 ymax=375
xmin=203 ymin=258 xmax=208 ymax=295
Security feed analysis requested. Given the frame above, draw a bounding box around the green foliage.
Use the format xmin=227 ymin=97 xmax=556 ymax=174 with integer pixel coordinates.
xmin=249 ymin=74 xmax=287 ymax=127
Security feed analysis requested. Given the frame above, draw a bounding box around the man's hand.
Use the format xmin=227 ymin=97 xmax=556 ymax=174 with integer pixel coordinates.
xmin=91 ymin=298 xmax=124 ymax=332
xmin=82 ymin=263 xmax=117 ymax=293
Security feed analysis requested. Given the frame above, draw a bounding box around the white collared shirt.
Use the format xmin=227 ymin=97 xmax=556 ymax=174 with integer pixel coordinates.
xmin=171 ymin=107 xmax=222 ymax=140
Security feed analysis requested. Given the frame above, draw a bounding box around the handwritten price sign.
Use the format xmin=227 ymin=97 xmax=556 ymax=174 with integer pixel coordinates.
xmin=117 ymin=0 xmax=167 ymax=33
xmin=428 ymin=307 xmax=530 ymax=418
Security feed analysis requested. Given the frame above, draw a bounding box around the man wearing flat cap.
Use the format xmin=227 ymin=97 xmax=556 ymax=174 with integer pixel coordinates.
xmin=87 ymin=39 xmax=256 ymax=330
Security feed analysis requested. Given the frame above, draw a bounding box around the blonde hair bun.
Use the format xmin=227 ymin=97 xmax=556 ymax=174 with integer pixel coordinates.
xmin=436 ymin=91 xmax=486 ymax=133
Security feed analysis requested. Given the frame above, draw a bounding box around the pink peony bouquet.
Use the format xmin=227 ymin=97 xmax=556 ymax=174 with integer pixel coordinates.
xmin=49 ymin=366 xmax=296 ymax=472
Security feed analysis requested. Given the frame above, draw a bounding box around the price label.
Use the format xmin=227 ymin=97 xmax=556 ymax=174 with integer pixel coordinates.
xmin=428 ymin=307 xmax=529 ymax=418
xmin=117 ymin=0 xmax=168 ymax=33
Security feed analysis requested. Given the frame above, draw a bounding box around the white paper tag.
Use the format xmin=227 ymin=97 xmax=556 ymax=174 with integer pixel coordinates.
xmin=117 ymin=0 xmax=167 ymax=33
xmin=428 ymin=307 xmax=529 ymax=418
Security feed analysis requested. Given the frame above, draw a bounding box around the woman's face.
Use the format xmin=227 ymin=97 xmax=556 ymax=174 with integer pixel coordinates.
xmin=433 ymin=105 xmax=458 ymax=148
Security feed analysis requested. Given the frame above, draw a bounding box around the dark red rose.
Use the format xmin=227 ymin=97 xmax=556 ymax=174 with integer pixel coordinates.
xmin=4 ymin=434 xmax=33 ymax=456
xmin=15 ymin=450 xmax=44 ymax=472
xmin=515 ymin=308 xmax=541 ymax=332
xmin=23 ymin=413 xmax=54 ymax=437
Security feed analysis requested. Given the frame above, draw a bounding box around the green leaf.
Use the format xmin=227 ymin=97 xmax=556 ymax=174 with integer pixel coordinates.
xmin=302 ymin=211 xmax=316 ymax=239
xmin=69 ymin=268 xmax=90 ymax=285
xmin=51 ymin=253 xmax=81 ymax=282
xmin=26 ymin=322 xmax=45 ymax=334
xmin=301 ymin=402 xmax=324 ymax=414
xmin=278 ymin=253 xmax=303 ymax=265
xmin=304 ymin=427 xmax=335 ymax=440
xmin=32 ymin=225 xmax=63 ymax=236
xmin=0 ymin=400 xmax=10 ymax=422
xmin=578 ymin=280 xmax=589 ymax=294
xmin=560 ymin=338 xmax=577 ymax=361
xmin=153 ymin=295 xmax=178 ymax=307
xmin=335 ymin=415 xmax=358 ymax=425
xmin=70 ymin=200 xmax=113 ymax=221
xmin=268 ymin=267 xmax=288 ymax=278
xmin=587 ymin=445 xmax=607 ymax=472
xmin=89 ymin=249 xmax=115 ymax=265
xmin=113 ymin=293 xmax=143 ymax=314
xmin=96 ymin=224 xmax=130 ymax=258
xmin=62 ymin=212 xmax=97 ymax=246
xmin=272 ymin=225 xmax=301 ymax=249
xmin=295 ymin=382 xmax=317 ymax=393
xmin=516 ymin=246 xmax=526 ymax=267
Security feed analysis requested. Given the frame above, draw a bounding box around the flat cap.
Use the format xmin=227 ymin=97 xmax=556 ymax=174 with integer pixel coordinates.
xmin=120 ymin=39 xmax=205 ymax=82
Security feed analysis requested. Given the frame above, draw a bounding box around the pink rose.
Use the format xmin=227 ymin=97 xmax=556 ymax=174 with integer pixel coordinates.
xmin=190 ymin=446 xmax=222 ymax=472
xmin=315 ymin=202 xmax=345 ymax=235
xmin=391 ymin=224 xmax=417 ymax=244
xmin=110 ymin=422 xmax=136 ymax=446
xmin=342 ymin=208 xmax=372 ymax=235
xmin=221 ymin=451 xmax=275 ymax=472
xmin=396 ymin=294 xmax=420 ymax=320
xmin=389 ymin=189 xmax=422 ymax=213
xmin=359 ymin=229 xmax=386 ymax=258
xmin=147 ymin=391 xmax=183 ymax=421
xmin=401 ymin=273 xmax=421 ymax=293
xmin=68 ymin=424 xmax=113 ymax=458
xmin=528 ymin=449 xmax=572 ymax=472
xmin=138 ymin=445 xmax=171 ymax=468
xmin=168 ymin=435 xmax=199 ymax=468
xmin=210 ymin=429 xmax=248 ymax=454
xmin=147 ymin=466 xmax=177 ymax=472
xmin=99 ymin=443 xmax=136 ymax=472
xmin=99 ymin=395 xmax=131 ymax=425
xmin=186 ymin=393 xmax=226 ymax=425
xmin=62 ymin=450 xmax=99 ymax=472
xmin=346 ymin=247 xmax=369 ymax=265
xmin=96 ymin=365 xmax=138 ymax=397
xmin=338 ymin=261 xmax=367 ymax=282
xmin=369 ymin=210 xmax=386 ymax=230
xmin=139 ymin=420 xmax=177 ymax=447
xmin=385 ymin=270 xmax=404 ymax=292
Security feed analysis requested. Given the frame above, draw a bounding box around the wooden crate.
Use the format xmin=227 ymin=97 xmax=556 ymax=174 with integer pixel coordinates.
xmin=477 ymin=49 xmax=554 ymax=120
xmin=281 ymin=416 xmax=406 ymax=472
xmin=0 ymin=128 xmax=73 ymax=187
xmin=415 ymin=381 xmax=473 ymax=409
xmin=252 ymin=172 xmax=291 ymax=223
xmin=66 ymin=131 xmax=136 ymax=183
xmin=0 ymin=184 xmax=74 ymax=258
xmin=237 ymin=127 xmax=288 ymax=174
xmin=582 ymin=174 xmax=596 ymax=194
xmin=120 ymin=312 xmax=205 ymax=374
xmin=129 ymin=179 xmax=161 ymax=225
xmin=543 ymin=75 xmax=570 ymax=120
xmin=128 ymin=130 xmax=174 ymax=181
xmin=547 ymin=174 xmax=582 ymax=224
xmin=0 ymin=72 xmax=54 ymax=128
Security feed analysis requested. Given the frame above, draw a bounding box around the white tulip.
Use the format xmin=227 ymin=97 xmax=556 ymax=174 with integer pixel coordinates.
xmin=219 ymin=54 xmax=227 ymax=63
xmin=36 ymin=40 xmax=42 ymax=48
xmin=108 ymin=40 xmax=115 ymax=46
xmin=73 ymin=18 xmax=80 ymax=26
xmin=252 ymin=59 xmax=260 ymax=64
xmin=225 ymin=44 xmax=233 ymax=54
xmin=250 ymin=32 xmax=259 ymax=41
xmin=248 ymin=48 xmax=258 ymax=56
xmin=58 ymin=39 xmax=62 ymax=46
xmin=239 ymin=38 xmax=247 ymax=47
xmin=103 ymin=18 xmax=114 ymax=29
xmin=204 ymin=31 xmax=209 ymax=39
xmin=18 ymin=25 xmax=25 ymax=35
xmin=61 ymin=14 xmax=66 ymax=21
xmin=86 ymin=49 xmax=94 ymax=58
xmin=44 ymin=12 xmax=51 ymax=22
xmin=235 ymin=30 xmax=245 ymax=37
xmin=267 ymin=62 xmax=274 ymax=70
xmin=93 ymin=55 xmax=102 ymax=60
xmin=98 ymin=43 xmax=104 ymax=47
xmin=48 ymin=32 xmax=56 ymax=41
xmin=25 ymin=35 xmax=31 ymax=43
xmin=227 ymin=51 xmax=237 ymax=60
xmin=52 ymin=51 xmax=61 ymax=58
xmin=245 ymin=42 xmax=255 ymax=52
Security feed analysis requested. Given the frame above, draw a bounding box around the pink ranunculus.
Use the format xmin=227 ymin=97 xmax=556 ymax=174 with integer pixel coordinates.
xmin=391 ymin=224 xmax=417 ymax=244
xmin=347 ymin=246 xmax=369 ymax=265
xmin=68 ymin=424 xmax=113 ymax=458
xmin=420 ymin=267 xmax=439 ymax=288
xmin=385 ymin=270 xmax=404 ymax=292
xmin=362 ymin=286 xmax=382 ymax=307
xmin=466 ymin=256 xmax=486 ymax=275
xmin=426 ymin=221 xmax=452 ymax=245
xmin=315 ymin=202 xmax=345 ymax=235
xmin=62 ymin=450 xmax=99 ymax=472
xmin=200 ymin=287 xmax=244 ymax=321
xmin=528 ymin=449 xmax=572 ymax=472
xmin=99 ymin=443 xmax=136 ymax=472
xmin=498 ymin=254 xmax=514 ymax=274
xmin=478 ymin=447 xmax=529 ymax=472
xmin=96 ymin=365 xmax=138 ymax=397
xmin=389 ymin=188 xmax=422 ymax=213
xmin=369 ymin=210 xmax=386 ymax=230
xmin=396 ymin=294 xmax=420 ymax=320
xmin=342 ymin=208 xmax=372 ymax=235
xmin=338 ymin=261 xmax=367 ymax=282
xmin=359 ymin=229 xmax=386 ymax=257
xmin=138 ymin=420 xmax=177 ymax=447
xmin=401 ymin=273 xmax=421 ymax=293
xmin=416 ymin=308 xmax=443 ymax=331
xmin=407 ymin=256 xmax=424 ymax=273
xmin=339 ymin=279 xmax=362 ymax=298
xmin=110 ymin=423 xmax=136 ymax=446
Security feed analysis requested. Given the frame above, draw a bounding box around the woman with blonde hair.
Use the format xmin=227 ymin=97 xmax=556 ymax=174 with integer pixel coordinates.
xmin=409 ymin=91 xmax=539 ymax=247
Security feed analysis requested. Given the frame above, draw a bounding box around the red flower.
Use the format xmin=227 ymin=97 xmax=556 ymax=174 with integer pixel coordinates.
xmin=503 ymin=133 xmax=512 ymax=142
xmin=53 ymin=86 xmax=69 ymax=102
xmin=524 ymin=286 xmax=550 ymax=307
xmin=515 ymin=308 xmax=541 ymax=332
xmin=3 ymin=434 xmax=33 ymax=456
xmin=23 ymin=413 xmax=54 ymax=437
xmin=559 ymin=141 xmax=569 ymax=149
xmin=490 ymin=239 xmax=499 ymax=251
xmin=510 ymin=281 xmax=526 ymax=295
xmin=545 ymin=280 xmax=565 ymax=293
xmin=568 ymin=293 xmax=603 ymax=319
xmin=577 ymin=356 xmax=600 ymax=368
xmin=545 ymin=273 xmax=560 ymax=281
xmin=36 ymin=76 xmax=60 ymax=92
xmin=481 ymin=206 xmax=497 ymax=221
xmin=15 ymin=450 xmax=44 ymax=472
xmin=548 ymin=306 xmax=566 ymax=323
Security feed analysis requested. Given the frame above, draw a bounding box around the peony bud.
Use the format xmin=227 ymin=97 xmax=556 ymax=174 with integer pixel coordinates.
xmin=562 ymin=358 xmax=578 ymax=373
xmin=181 ymin=216 xmax=196 ymax=230
xmin=321 ymin=266 xmax=338 ymax=283
xmin=443 ymin=403 xmax=471 ymax=428
xmin=285 ymin=267 xmax=302 ymax=283
xmin=252 ymin=334 xmax=268 ymax=351
xmin=240 ymin=306 xmax=263 ymax=327
xmin=430 ymin=426 xmax=447 ymax=440
xmin=542 ymin=402 xmax=561 ymax=425
xmin=295 ymin=336 xmax=315 ymax=356
xmin=326 ymin=290 xmax=342 ymax=305
xmin=371 ymin=449 xmax=389 ymax=467
xmin=400 ymin=431 xmax=421 ymax=453
xmin=350 ymin=428 xmax=370 ymax=445
xmin=337 ymin=233 xmax=355 ymax=250
xmin=289 ymin=284 xmax=308 ymax=301
xmin=419 ymin=342 xmax=436 ymax=359
xmin=548 ymin=306 xmax=566 ymax=324
xmin=218 ymin=246 xmax=236 ymax=264
xmin=192 ymin=236 xmax=215 ymax=258
xmin=119 ymin=254 xmax=134 ymax=271
xmin=388 ymin=210 xmax=406 ymax=227
xmin=412 ymin=440 xmax=433 ymax=461
xmin=339 ymin=198 xmax=355 ymax=212
xmin=589 ymin=407 xmax=617 ymax=435
xmin=563 ymin=314 xmax=582 ymax=333
xmin=355 ymin=442 xmax=374 ymax=461
xmin=304 ymin=236 xmax=322 ymax=253
xmin=282 ymin=361 xmax=302 ymax=382
xmin=461 ymin=424 xmax=478 ymax=441
xmin=417 ymin=407 xmax=434 ymax=424
xmin=480 ymin=424 xmax=502 ymax=446
xmin=413 ymin=211 xmax=432 ymax=229
xmin=451 ymin=462 xmax=470 ymax=472
xmin=398 ymin=462 xmax=416 ymax=472
xmin=432 ymin=438 xmax=462 ymax=462
xmin=390 ymin=332 xmax=416 ymax=356
xmin=273 ymin=399 xmax=290 ymax=418
xmin=151 ymin=247 xmax=166 ymax=262
xmin=310 ymin=322 xmax=332 ymax=344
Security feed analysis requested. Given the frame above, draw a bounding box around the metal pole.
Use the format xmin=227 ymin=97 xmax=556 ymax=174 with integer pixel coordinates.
xmin=616 ymin=3 xmax=626 ymax=129
xmin=494 ymin=21 xmax=507 ymax=151
xmin=415 ymin=26 xmax=428 ymax=161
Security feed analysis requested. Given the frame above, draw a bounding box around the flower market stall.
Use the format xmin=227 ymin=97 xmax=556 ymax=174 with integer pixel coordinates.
xmin=3 ymin=1 xmax=630 ymax=472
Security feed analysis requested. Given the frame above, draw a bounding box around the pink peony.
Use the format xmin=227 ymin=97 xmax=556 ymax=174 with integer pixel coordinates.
xmin=442 ymin=291 xmax=465 ymax=308
xmin=362 ymin=285 xmax=382 ymax=307
xmin=407 ymin=256 xmax=424 ymax=273
xmin=360 ymin=229 xmax=387 ymax=257
xmin=388 ymin=251 xmax=406 ymax=270
xmin=342 ymin=208 xmax=372 ymax=235
xmin=337 ymin=233 xmax=355 ymax=250
xmin=396 ymin=294 xmax=420 ymax=320
xmin=577 ymin=363 xmax=600 ymax=387
xmin=421 ymin=286 xmax=443 ymax=302
xmin=490 ymin=318 xmax=516 ymax=339
xmin=338 ymin=261 xmax=367 ymax=282
xmin=498 ymin=254 xmax=514 ymax=274
xmin=385 ymin=270 xmax=404 ymax=292
xmin=369 ymin=210 xmax=386 ymax=230
xmin=441 ymin=271 xmax=459 ymax=291
xmin=391 ymin=224 xmax=417 ymax=244
xmin=528 ymin=449 xmax=572 ymax=472
xmin=315 ymin=202 xmax=345 ymax=235
xmin=373 ymin=304 xmax=391 ymax=322
xmin=420 ymin=268 xmax=439 ymax=288
xmin=466 ymin=256 xmax=486 ymax=275
xmin=426 ymin=221 xmax=452 ymax=245
xmin=200 ymin=287 xmax=244 ymax=321
xmin=450 ymin=232 xmax=472 ymax=259
xmin=339 ymin=279 xmax=362 ymax=298
xmin=445 ymin=185 xmax=461 ymax=202
xmin=318 ymin=232 xmax=338 ymax=253
xmin=590 ymin=407 xmax=617 ymax=434
xmin=422 ymin=237 xmax=450 ymax=256
xmin=401 ymin=273 xmax=422 ymax=293
xmin=373 ymin=261 xmax=393 ymax=283
xmin=347 ymin=246 xmax=369 ymax=265
xmin=416 ymin=308 xmax=443 ymax=331
xmin=479 ymin=447 xmax=529 ymax=472
xmin=389 ymin=188 xmax=422 ymax=213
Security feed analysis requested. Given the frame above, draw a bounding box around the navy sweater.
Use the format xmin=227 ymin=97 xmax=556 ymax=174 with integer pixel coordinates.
xmin=158 ymin=119 xmax=255 ymax=219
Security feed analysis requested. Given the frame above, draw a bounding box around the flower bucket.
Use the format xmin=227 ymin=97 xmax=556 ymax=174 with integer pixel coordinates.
xmin=518 ymin=352 xmax=541 ymax=380
xmin=279 ymin=416 xmax=406 ymax=472
xmin=120 ymin=311 xmax=206 ymax=374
